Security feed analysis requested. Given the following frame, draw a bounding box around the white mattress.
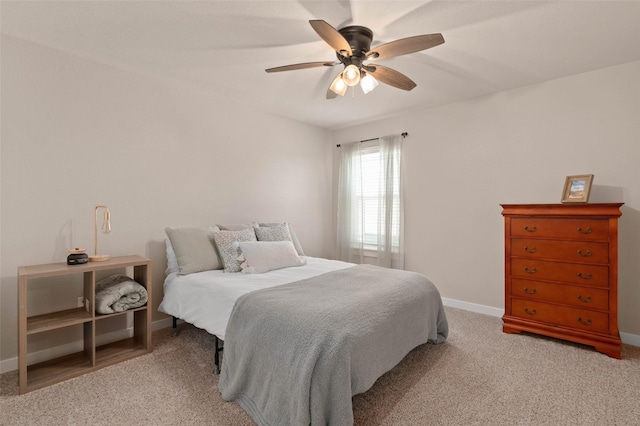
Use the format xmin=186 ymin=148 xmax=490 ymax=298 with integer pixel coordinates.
xmin=158 ymin=257 xmax=354 ymax=340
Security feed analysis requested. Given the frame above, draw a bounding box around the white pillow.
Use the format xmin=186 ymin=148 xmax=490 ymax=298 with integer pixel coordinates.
xmin=238 ymin=241 xmax=306 ymax=274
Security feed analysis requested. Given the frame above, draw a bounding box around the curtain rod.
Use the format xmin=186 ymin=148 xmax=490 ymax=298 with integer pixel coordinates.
xmin=336 ymin=132 xmax=407 ymax=148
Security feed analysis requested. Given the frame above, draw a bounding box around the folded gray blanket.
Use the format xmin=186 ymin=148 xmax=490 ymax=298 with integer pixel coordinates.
xmin=95 ymin=274 xmax=148 ymax=314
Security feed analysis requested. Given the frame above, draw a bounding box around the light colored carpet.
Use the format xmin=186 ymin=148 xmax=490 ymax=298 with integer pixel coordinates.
xmin=2 ymin=307 xmax=639 ymax=425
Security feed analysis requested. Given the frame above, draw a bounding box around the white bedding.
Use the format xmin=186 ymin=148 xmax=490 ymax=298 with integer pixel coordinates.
xmin=158 ymin=256 xmax=354 ymax=339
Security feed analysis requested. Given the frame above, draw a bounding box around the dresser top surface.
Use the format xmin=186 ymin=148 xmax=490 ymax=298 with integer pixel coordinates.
xmin=501 ymin=203 xmax=623 ymax=217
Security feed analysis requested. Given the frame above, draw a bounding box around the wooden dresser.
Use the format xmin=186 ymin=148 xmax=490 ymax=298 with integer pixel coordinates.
xmin=501 ymin=203 xmax=623 ymax=358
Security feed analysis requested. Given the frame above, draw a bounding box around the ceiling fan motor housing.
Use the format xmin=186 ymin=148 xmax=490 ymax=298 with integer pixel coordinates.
xmin=337 ymin=26 xmax=374 ymax=65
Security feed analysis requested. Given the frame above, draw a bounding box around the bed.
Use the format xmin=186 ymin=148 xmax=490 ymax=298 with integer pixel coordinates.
xmin=158 ymin=224 xmax=448 ymax=426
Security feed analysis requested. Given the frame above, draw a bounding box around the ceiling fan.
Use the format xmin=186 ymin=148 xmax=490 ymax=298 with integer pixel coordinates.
xmin=265 ymin=20 xmax=444 ymax=99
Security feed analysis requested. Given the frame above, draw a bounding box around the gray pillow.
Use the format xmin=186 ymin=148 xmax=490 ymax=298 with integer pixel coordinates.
xmin=165 ymin=238 xmax=179 ymax=275
xmin=255 ymin=224 xmax=292 ymax=243
xmin=211 ymin=228 xmax=257 ymax=273
xmin=217 ymin=223 xmax=256 ymax=231
xmin=258 ymin=222 xmax=305 ymax=256
xmin=165 ymin=226 xmax=222 ymax=274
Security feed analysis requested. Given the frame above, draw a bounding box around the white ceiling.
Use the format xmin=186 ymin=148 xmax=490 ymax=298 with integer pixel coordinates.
xmin=3 ymin=1 xmax=640 ymax=129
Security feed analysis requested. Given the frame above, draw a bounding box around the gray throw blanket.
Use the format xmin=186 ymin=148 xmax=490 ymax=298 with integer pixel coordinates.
xmin=219 ymin=264 xmax=448 ymax=426
xmin=95 ymin=274 xmax=148 ymax=314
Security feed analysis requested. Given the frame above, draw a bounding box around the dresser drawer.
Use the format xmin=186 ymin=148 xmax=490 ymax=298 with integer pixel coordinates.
xmin=511 ymin=299 xmax=609 ymax=334
xmin=511 ymin=278 xmax=609 ymax=310
xmin=511 ymin=218 xmax=609 ymax=240
xmin=510 ymin=239 xmax=608 ymax=264
xmin=511 ymin=258 xmax=609 ymax=287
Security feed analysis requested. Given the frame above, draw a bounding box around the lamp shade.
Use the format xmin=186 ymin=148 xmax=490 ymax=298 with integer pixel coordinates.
xmin=101 ymin=210 xmax=111 ymax=233
xmin=90 ymin=205 xmax=111 ymax=262
xmin=342 ymin=64 xmax=361 ymax=86
xmin=329 ymin=73 xmax=348 ymax=96
xmin=360 ymin=72 xmax=379 ymax=94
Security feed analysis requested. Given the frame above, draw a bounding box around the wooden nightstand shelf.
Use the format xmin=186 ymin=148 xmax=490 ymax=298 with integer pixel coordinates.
xmin=18 ymin=255 xmax=152 ymax=394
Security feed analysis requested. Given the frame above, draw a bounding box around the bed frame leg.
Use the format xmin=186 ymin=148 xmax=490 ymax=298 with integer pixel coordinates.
xmin=172 ymin=316 xmax=178 ymax=337
xmin=214 ymin=335 xmax=223 ymax=375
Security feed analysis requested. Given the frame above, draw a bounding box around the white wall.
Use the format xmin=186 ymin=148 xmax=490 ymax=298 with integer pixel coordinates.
xmin=3 ymin=34 xmax=638 ymax=370
xmin=332 ymin=60 xmax=640 ymax=337
xmin=0 ymin=36 xmax=333 ymax=364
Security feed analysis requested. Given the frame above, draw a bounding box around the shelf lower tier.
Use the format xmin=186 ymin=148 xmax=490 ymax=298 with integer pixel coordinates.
xmin=95 ymin=337 xmax=148 ymax=367
xmin=25 ymin=350 xmax=92 ymax=391
xmin=22 ymin=337 xmax=149 ymax=394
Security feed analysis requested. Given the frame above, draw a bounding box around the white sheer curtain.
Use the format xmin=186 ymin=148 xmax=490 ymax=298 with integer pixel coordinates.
xmin=336 ymin=134 xmax=404 ymax=269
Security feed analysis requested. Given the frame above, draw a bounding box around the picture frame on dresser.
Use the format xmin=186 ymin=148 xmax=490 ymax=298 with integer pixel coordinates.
xmin=561 ymin=174 xmax=594 ymax=203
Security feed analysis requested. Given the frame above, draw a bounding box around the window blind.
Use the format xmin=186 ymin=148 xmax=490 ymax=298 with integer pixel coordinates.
xmin=356 ymin=146 xmax=401 ymax=249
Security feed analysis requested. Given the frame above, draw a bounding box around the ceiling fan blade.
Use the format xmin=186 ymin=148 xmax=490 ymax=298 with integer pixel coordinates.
xmin=309 ymin=20 xmax=352 ymax=56
xmin=299 ymin=1 xmax=353 ymax=30
xmin=265 ymin=61 xmax=337 ymax=73
xmin=366 ymin=33 xmax=444 ymax=60
xmin=368 ymin=64 xmax=417 ymax=91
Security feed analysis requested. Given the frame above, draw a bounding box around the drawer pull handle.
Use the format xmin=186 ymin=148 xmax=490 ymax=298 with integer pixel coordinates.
xmin=524 ymin=246 xmax=537 ymax=254
xmin=524 ymin=308 xmax=537 ymax=315
xmin=524 ymin=287 xmax=537 ymax=295
xmin=577 ymin=272 xmax=592 ymax=280
xmin=577 ymin=317 xmax=592 ymax=326
xmin=577 ymin=227 xmax=593 ymax=235
xmin=524 ymin=226 xmax=537 ymax=233
xmin=577 ymin=295 xmax=592 ymax=303
xmin=577 ymin=249 xmax=592 ymax=257
xmin=524 ymin=267 xmax=537 ymax=274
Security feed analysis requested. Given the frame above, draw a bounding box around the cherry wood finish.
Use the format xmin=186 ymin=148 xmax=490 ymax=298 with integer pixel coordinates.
xmin=18 ymin=255 xmax=152 ymax=393
xmin=501 ymin=203 xmax=623 ymax=359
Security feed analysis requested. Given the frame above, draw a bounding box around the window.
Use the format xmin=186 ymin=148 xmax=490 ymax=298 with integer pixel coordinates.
xmin=356 ymin=146 xmax=401 ymax=250
xmin=337 ymin=134 xmax=404 ymax=269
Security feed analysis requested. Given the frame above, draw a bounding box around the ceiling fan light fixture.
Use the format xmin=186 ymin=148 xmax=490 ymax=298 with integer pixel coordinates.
xmin=342 ymin=64 xmax=361 ymax=86
xmin=360 ymin=72 xmax=379 ymax=94
xmin=330 ymin=73 xmax=348 ymax=96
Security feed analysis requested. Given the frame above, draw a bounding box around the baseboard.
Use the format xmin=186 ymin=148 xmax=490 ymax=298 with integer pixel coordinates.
xmin=152 ymin=316 xmax=175 ymax=331
xmin=2 ymin=302 xmax=638 ymax=373
xmin=442 ymin=297 xmax=504 ymax=317
xmin=620 ymin=332 xmax=640 ymax=347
